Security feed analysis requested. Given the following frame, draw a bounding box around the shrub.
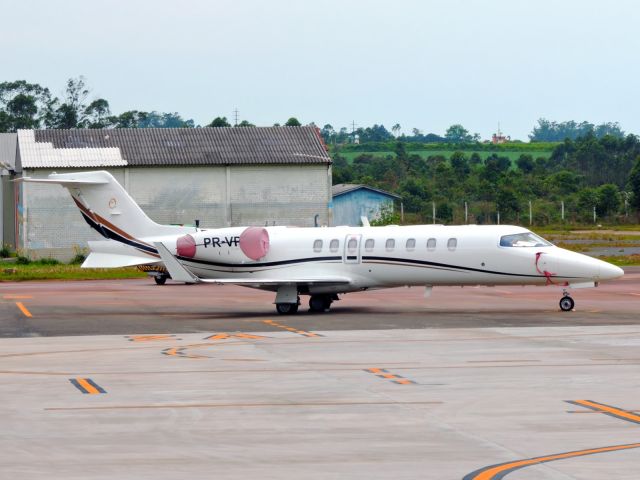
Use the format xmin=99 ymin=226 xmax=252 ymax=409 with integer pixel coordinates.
xmin=70 ymin=246 xmax=88 ymax=265
xmin=36 ymin=257 xmax=60 ymax=265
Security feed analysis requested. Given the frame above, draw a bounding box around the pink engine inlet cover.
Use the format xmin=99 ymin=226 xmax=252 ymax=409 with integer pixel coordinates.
xmin=239 ymin=227 xmax=270 ymax=260
xmin=176 ymin=234 xmax=196 ymax=258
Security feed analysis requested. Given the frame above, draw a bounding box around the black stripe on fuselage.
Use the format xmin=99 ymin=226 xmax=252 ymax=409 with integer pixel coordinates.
xmin=362 ymin=255 xmax=582 ymax=279
xmin=80 ymin=211 xmax=159 ymax=256
xmin=175 ymin=253 xmax=581 ymax=280
xmin=176 ymin=255 xmax=343 ymax=269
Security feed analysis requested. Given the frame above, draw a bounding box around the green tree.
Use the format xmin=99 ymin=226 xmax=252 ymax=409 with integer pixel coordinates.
xmin=450 ymin=151 xmax=470 ymax=178
xmin=285 ymin=117 xmax=301 ymax=126
xmin=208 ymin=116 xmax=231 ymax=127
xmin=236 ymin=120 xmax=255 ymax=127
xmin=0 ymin=80 xmax=55 ymax=132
xmin=445 ymin=124 xmax=473 ymax=143
xmin=596 ymin=184 xmax=621 ymax=217
xmin=628 ymin=156 xmax=640 ymax=218
xmin=516 ymin=154 xmax=534 ymax=174
xmin=84 ymin=99 xmax=111 ymax=128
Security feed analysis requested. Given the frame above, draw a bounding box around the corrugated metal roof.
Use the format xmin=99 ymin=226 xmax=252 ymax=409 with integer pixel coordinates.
xmin=19 ymin=127 xmax=330 ymax=169
xmin=332 ymin=183 xmax=402 ymax=199
xmin=0 ymin=133 xmax=18 ymax=171
xmin=18 ymin=130 xmax=127 ymax=168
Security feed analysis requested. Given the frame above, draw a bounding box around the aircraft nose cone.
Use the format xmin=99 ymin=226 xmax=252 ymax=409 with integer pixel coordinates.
xmin=600 ymin=262 xmax=624 ymax=280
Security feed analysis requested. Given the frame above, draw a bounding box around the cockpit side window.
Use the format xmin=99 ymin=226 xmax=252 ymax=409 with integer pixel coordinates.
xmin=499 ymin=232 xmax=552 ymax=247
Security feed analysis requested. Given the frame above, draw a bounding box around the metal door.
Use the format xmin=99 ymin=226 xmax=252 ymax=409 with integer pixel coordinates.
xmin=343 ymin=234 xmax=362 ymax=264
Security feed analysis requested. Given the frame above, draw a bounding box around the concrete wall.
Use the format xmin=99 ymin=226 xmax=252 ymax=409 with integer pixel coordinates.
xmin=332 ymin=189 xmax=395 ymax=226
xmin=19 ymin=165 xmax=330 ymax=260
xmin=1 ymin=175 xmax=16 ymax=248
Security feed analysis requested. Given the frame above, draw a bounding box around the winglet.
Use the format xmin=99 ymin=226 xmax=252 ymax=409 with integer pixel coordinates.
xmin=153 ymin=242 xmax=200 ymax=284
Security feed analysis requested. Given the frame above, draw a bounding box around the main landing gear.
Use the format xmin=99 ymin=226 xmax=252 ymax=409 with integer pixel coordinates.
xmin=309 ymin=294 xmax=334 ymax=313
xmin=559 ymin=289 xmax=575 ymax=311
xmin=274 ymin=285 xmax=338 ymax=315
xmin=154 ymin=273 xmax=169 ymax=285
xmin=276 ymin=302 xmax=299 ymax=315
xmin=276 ymin=294 xmax=337 ymax=315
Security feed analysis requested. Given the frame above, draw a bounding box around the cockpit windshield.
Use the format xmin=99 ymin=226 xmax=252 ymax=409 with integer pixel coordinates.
xmin=499 ymin=232 xmax=552 ymax=247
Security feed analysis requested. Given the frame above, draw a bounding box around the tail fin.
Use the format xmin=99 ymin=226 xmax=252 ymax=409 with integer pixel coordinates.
xmin=20 ymin=171 xmax=191 ymax=243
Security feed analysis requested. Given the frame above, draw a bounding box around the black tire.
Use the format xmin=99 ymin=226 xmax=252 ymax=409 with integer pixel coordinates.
xmin=309 ymin=295 xmax=331 ymax=313
xmin=559 ymin=296 xmax=574 ymax=311
xmin=154 ymin=274 xmax=168 ymax=285
xmin=276 ymin=303 xmax=299 ymax=315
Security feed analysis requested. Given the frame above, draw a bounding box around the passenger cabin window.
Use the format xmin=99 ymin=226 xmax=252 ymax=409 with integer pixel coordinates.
xmin=313 ymin=239 xmax=323 ymax=252
xmin=365 ymin=238 xmax=375 ymax=251
xmin=500 ymin=232 xmax=552 ymax=247
xmin=347 ymin=238 xmax=358 ymax=254
xmin=427 ymin=238 xmax=437 ymax=251
xmin=329 ymin=239 xmax=339 ymax=252
xmin=406 ymin=238 xmax=416 ymax=251
xmin=447 ymin=238 xmax=457 ymax=251
xmin=385 ymin=239 xmax=395 ymax=251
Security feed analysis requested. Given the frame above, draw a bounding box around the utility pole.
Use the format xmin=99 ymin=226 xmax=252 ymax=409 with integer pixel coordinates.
xmin=464 ymin=201 xmax=468 ymax=224
xmin=432 ymin=202 xmax=436 ymax=224
xmin=528 ymin=200 xmax=532 ymax=226
xmin=497 ymin=211 xmax=500 ymax=225
xmin=593 ymin=205 xmax=597 ymax=224
xmin=233 ymin=108 xmax=239 ymax=127
xmin=561 ymin=200 xmax=565 ymax=221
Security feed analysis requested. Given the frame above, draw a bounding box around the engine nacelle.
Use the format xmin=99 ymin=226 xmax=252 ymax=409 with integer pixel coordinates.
xmin=175 ymin=227 xmax=270 ymax=263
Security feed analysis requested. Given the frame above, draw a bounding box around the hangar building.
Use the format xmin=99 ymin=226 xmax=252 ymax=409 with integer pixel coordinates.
xmin=332 ymin=183 xmax=402 ymax=226
xmin=0 ymin=127 xmax=332 ymax=260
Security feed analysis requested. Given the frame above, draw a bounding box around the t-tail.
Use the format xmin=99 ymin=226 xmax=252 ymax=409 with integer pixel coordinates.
xmin=20 ymin=171 xmax=193 ymax=267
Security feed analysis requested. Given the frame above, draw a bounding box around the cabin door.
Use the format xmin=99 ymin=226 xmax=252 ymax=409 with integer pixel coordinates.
xmin=343 ymin=234 xmax=362 ymax=264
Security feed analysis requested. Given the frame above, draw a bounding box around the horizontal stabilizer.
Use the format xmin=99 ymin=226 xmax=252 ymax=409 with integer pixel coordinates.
xmin=82 ymin=240 xmax=159 ymax=268
xmin=18 ymin=177 xmax=108 ymax=185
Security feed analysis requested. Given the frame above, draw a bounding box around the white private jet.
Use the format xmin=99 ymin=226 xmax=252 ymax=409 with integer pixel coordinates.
xmin=21 ymin=171 xmax=623 ymax=314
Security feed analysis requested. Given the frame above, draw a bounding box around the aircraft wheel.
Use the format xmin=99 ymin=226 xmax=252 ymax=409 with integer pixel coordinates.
xmin=559 ymin=295 xmax=574 ymax=311
xmin=276 ymin=303 xmax=299 ymax=315
xmin=154 ymin=274 xmax=168 ymax=285
xmin=309 ymin=295 xmax=332 ymax=313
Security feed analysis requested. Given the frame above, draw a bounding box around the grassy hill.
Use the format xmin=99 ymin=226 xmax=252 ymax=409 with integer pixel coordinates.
xmin=330 ymin=141 xmax=558 ymax=164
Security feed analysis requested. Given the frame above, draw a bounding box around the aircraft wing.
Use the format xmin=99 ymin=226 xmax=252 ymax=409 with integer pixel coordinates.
xmin=153 ymin=242 xmax=351 ymax=286
xmin=196 ymin=278 xmax=351 ymax=286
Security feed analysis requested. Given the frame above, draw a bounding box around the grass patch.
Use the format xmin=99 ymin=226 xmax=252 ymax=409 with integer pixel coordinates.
xmin=338 ymin=149 xmax=552 ymax=164
xmin=595 ymin=255 xmax=640 ymax=267
xmin=0 ymin=264 xmax=147 ymax=282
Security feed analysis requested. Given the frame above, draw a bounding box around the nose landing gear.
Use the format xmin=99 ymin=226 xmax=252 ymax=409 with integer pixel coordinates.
xmin=559 ymin=289 xmax=575 ymax=311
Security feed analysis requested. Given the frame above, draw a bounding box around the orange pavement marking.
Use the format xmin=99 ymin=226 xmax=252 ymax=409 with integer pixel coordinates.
xmin=464 ymin=443 xmax=640 ymax=480
xmin=15 ymin=302 xmax=32 ymax=318
xmin=572 ymin=399 xmax=640 ymax=424
xmin=76 ymin=378 xmax=100 ymax=395
xmin=128 ymin=335 xmax=174 ymax=342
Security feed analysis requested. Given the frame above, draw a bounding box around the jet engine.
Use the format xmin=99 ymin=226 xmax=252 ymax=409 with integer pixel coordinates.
xmin=175 ymin=226 xmax=270 ymax=263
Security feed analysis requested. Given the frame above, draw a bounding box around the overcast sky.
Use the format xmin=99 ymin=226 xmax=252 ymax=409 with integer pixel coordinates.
xmin=3 ymin=0 xmax=639 ymax=139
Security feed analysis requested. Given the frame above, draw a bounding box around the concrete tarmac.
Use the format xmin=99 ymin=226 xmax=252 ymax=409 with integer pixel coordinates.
xmin=1 ymin=268 xmax=640 ymax=479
